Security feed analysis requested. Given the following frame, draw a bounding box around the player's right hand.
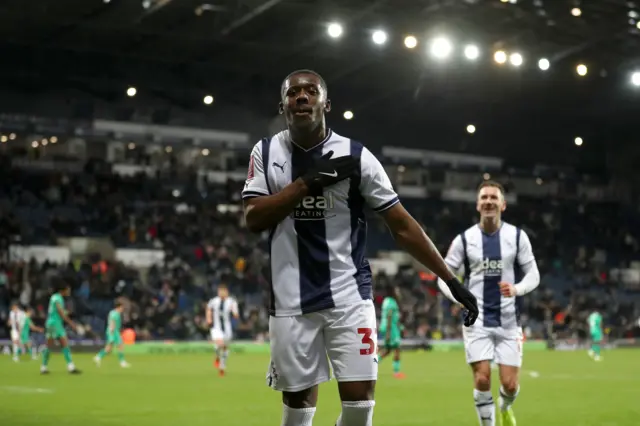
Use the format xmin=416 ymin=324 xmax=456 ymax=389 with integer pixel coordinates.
xmin=301 ymin=150 xmax=359 ymax=190
xmin=445 ymin=278 xmax=478 ymax=327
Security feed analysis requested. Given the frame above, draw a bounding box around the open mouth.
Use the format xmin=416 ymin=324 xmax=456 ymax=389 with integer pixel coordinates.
xmin=294 ymin=111 xmax=311 ymax=116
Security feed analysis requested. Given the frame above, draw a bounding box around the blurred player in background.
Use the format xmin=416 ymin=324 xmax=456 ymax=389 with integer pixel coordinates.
xmin=206 ymin=284 xmax=239 ymax=376
xmin=41 ymin=282 xmax=81 ymax=374
xmin=8 ymin=302 xmax=25 ymax=362
xmin=587 ymin=306 xmax=603 ymax=361
xmin=438 ymin=181 xmax=540 ymax=426
xmin=19 ymin=308 xmax=43 ymax=360
xmin=94 ymin=301 xmax=131 ymax=368
xmin=243 ymin=69 xmax=477 ymax=426
xmin=377 ymin=285 xmax=404 ymax=379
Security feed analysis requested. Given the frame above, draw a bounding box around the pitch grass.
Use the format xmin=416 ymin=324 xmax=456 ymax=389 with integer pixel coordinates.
xmin=1 ymin=349 xmax=639 ymax=425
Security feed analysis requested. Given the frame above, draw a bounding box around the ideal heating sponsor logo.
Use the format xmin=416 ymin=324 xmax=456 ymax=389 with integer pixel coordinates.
xmin=292 ymin=192 xmax=337 ymax=220
xmin=479 ymin=258 xmax=503 ymax=277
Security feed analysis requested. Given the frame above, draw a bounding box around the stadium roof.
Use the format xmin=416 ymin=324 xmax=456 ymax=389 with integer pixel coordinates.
xmin=0 ymin=0 xmax=639 ymax=168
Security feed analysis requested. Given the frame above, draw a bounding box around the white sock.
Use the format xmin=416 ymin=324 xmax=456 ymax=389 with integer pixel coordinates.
xmin=12 ymin=344 xmax=19 ymax=356
xmin=220 ymin=350 xmax=229 ymax=370
xmin=281 ymin=404 xmax=316 ymax=426
xmin=473 ymin=389 xmax=495 ymax=426
xmin=336 ymin=400 xmax=375 ymax=426
xmin=499 ymin=386 xmax=519 ymax=412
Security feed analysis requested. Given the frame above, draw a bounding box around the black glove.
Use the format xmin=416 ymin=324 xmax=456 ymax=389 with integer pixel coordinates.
xmin=301 ymin=150 xmax=359 ymax=191
xmin=446 ymin=278 xmax=479 ymax=327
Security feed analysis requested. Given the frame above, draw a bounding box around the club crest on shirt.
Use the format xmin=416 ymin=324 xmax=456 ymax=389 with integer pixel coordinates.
xmin=292 ymin=192 xmax=337 ymax=220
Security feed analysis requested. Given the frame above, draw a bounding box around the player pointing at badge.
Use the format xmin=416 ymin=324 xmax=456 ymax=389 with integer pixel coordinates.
xmin=242 ymin=69 xmax=477 ymax=426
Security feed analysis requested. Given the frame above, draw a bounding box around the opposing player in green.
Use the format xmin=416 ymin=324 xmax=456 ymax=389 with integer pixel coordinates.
xmin=378 ymin=285 xmax=405 ymax=379
xmin=41 ymin=282 xmax=81 ymax=374
xmin=587 ymin=307 xmax=604 ymax=362
xmin=94 ymin=301 xmax=130 ymax=368
xmin=20 ymin=308 xmax=44 ymax=360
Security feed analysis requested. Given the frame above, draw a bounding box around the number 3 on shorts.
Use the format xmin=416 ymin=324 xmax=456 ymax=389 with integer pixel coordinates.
xmin=358 ymin=327 xmax=375 ymax=355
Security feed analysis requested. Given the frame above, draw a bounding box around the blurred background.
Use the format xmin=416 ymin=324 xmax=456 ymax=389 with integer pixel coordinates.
xmin=1 ymin=0 xmax=640 ymax=352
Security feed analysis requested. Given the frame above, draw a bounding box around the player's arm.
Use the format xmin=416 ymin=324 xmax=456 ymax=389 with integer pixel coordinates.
xmin=109 ymin=318 xmax=115 ymax=334
xmin=503 ymin=230 xmax=540 ymax=297
xmin=242 ymin=142 xmax=309 ymax=232
xmin=232 ymin=300 xmax=240 ymax=320
xmin=31 ymin=324 xmax=44 ymax=333
xmin=205 ymin=302 xmax=213 ymax=326
xmin=56 ymin=302 xmax=76 ymax=329
xmin=359 ymin=147 xmax=477 ymax=324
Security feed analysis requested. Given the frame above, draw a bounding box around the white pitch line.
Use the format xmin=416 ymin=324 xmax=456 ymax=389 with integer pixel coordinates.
xmin=0 ymin=386 xmax=54 ymax=394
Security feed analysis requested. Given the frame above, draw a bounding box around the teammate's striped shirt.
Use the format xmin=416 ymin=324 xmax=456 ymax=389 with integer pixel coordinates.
xmin=443 ymin=222 xmax=535 ymax=329
xmin=207 ymin=296 xmax=238 ymax=334
xmin=242 ymin=129 xmax=399 ymax=316
xmin=9 ymin=310 xmax=26 ymax=333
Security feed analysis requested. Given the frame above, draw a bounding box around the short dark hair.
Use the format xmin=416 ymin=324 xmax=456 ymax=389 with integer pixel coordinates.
xmin=54 ymin=280 xmax=70 ymax=293
xmin=280 ymin=69 xmax=328 ymax=97
xmin=478 ymin=180 xmax=505 ymax=195
xmin=114 ymin=300 xmax=123 ymax=308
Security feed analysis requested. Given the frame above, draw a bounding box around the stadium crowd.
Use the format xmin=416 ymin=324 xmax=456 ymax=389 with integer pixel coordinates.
xmin=1 ymin=150 xmax=639 ymax=343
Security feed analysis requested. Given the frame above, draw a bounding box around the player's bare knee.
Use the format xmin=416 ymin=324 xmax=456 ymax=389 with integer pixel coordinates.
xmin=501 ymin=377 xmax=519 ymax=395
xmin=338 ymin=380 xmax=376 ymax=402
xmin=283 ymin=386 xmax=318 ymax=408
xmin=473 ymin=370 xmax=491 ymax=390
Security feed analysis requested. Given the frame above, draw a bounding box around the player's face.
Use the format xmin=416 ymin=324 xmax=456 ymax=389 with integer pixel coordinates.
xmin=280 ymin=73 xmax=330 ymax=130
xmin=218 ymin=287 xmax=229 ymax=298
xmin=476 ymin=186 xmax=506 ymax=219
xmin=61 ymin=287 xmax=71 ymax=296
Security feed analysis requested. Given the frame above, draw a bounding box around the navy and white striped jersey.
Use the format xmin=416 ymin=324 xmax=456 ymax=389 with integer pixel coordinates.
xmin=242 ymin=130 xmax=399 ymax=316
xmin=444 ymin=222 xmax=535 ymax=329
xmin=207 ymin=296 xmax=238 ymax=333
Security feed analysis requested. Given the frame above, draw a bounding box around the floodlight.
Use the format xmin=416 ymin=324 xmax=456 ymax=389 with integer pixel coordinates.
xmin=467 ymin=124 xmax=476 ymax=134
xmin=574 ymin=137 xmax=583 ymax=146
xmin=571 ymin=8 xmax=581 ymax=17
xmin=204 ymin=95 xmax=214 ymax=105
xmin=327 ymin=23 xmax=343 ymax=38
xmin=127 ymin=87 xmax=137 ymax=97
xmin=576 ymin=64 xmax=588 ymax=76
xmin=430 ymin=37 xmax=453 ymax=59
xmin=343 ymin=110 xmax=354 ymax=120
xmin=404 ymin=35 xmax=417 ymax=49
xmin=538 ymin=58 xmax=550 ymax=70
xmin=372 ymin=30 xmax=387 ymax=45
xmin=631 ymin=71 xmax=640 ymax=87
xmin=494 ymin=50 xmax=507 ymax=64
xmin=509 ymin=53 xmax=523 ymax=66
xmin=464 ymin=44 xmax=479 ymax=60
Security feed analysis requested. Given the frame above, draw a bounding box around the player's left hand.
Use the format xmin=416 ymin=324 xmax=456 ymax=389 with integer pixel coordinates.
xmin=499 ymin=282 xmax=517 ymax=297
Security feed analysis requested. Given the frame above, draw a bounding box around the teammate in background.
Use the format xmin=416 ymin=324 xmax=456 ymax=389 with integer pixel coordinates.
xmin=8 ymin=302 xmax=25 ymax=362
xmin=206 ymin=284 xmax=239 ymax=376
xmin=41 ymin=282 xmax=81 ymax=374
xmin=243 ymin=69 xmax=477 ymax=426
xmin=437 ymin=181 xmax=540 ymax=426
xmin=587 ymin=307 xmax=603 ymax=361
xmin=20 ymin=308 xmax=44 ymax=360
xmin=94 ymin=301 xmax=131 ymax=368
xmin=378 ymin=285 xmax=404 ymax=379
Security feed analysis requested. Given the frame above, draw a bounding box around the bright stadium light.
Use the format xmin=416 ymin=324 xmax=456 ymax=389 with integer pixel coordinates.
xmin=9 ymin=133 xmax=16 ymax=140
xmin=574 ymin=137 xmax=583 ymax=146
xmin=404 ymin=35 xmax=418 ymax=49
xmin=464 ymin=44 xmax=480 ymax=60
xmin=494 ymin=50 xmax=507 ymax=64
xmin=50 ymin=136 xmax=58 ymax=143
xmin=509 ymin=52 xmax=523 ymax=66
xmin=343 ymin=110 xmax=354 ymax=120
xmin=637 ymin=21 xmax=640 ymax=29
xmin=538 ymin=58 xmax=550 ymax=70
xmin=128 ymin=142 xmax=136 ymax=150
xmin=127 ymin=86 xmax=137 ymax=97
xmin=576 ymin=64 xmax=588 ymax=76
xmin=0 ymin=135 xmax=7 ymax=143
xmin=571 ymin=7 xmax=582 ymax=17
xmin=31 ymin=140 xmax=39 ymax=148
xmin=631 ymin=71 xmax=640 ymax=87
xmin=372 ymin=30 xmax=387 ymax=45
xmin=327 ymin=22 xmax=343 ymax=38
xmin=201 ymin=148 xmax=210 ymax=156
xmin=429 ymin=37 xmax=453 ymax=59
xmin=203 ymin=95 xmax=214 ymax=105
xmin=467 ymin=124 xmax=476 ymax=134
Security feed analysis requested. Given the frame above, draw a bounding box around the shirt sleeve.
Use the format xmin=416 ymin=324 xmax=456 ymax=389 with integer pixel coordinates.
xmin=359 ymin=146 xmax=399 ymax=213
xmin=444 ymin=234 xmax=465 ymax=271
xmin=242 ymin=141 xmax=271 ymax=200
xmin=517 ymin=230 xmax=535 ymax=266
